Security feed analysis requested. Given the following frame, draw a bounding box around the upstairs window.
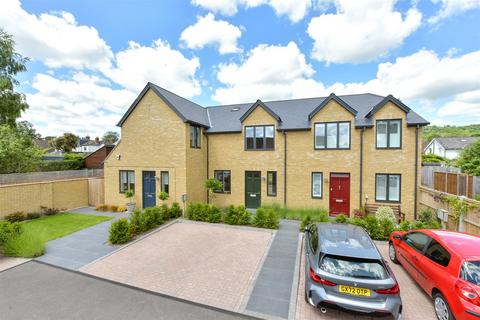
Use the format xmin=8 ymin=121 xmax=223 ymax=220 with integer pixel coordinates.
xmin=119 ymin=170 xmax=135 ymax=193
xmin=214 ymin=170 xmax=231 ymax=193
xmin=314 ymin=122 xmax=350 ymax=149
xmin=190 ymin=125 xmax=201 ymax=148
xmin=245 ymin=125 xmax=274 ymax=150
xmin=161 ymin=171 xmax=169 ymax=194
xmin=376 ymin=120 xmax=401 ymax=149
xmin=376 ymin=174 xmax=400 ymax=202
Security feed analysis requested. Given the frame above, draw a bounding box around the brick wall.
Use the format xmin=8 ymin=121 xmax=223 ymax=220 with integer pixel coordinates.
xmin=0 ymin=178 xmax=89 ymax=217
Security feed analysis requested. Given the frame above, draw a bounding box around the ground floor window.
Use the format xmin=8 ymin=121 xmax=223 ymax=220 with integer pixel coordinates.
xmin=267 ymin=171 xmax=277 ymax=196
xmin=312 ymin=172 xmax=323 ymax=198
xmin=119 ymin=170 xmax=135 ymax=193
xmin=161 ymin=171 xmax=169 ymax=194
xmin=214 ymin=170 xmax=231 ymax=193
xmin=376 ymin=174 xmax=401 ymax=202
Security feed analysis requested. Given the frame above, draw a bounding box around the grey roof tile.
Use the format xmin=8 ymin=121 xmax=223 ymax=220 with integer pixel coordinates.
xmin=118 ymin=83 xmax=429 ymax=132
xmin=435 ymin=137 xmax=479 ymax=150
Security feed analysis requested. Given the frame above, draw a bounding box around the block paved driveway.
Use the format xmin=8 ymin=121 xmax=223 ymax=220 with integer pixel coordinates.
xmin=0 ymin=261 xmax=259 ymax=320
xmin=82 ymin=220 xmax=274 ymax=313
xmin=295 ymin=241 xmax=436 ymax=320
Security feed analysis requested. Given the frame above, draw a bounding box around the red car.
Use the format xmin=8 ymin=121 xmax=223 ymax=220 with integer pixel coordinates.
xmin=389 ymin=229 xmax=480 ymax=320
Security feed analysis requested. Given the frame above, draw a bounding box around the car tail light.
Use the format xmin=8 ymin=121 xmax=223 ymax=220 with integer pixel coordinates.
xmin=455 ymin=280 xmax=480 ymax=306
xmin=375 ymin=283 xmax=400 ymax=294
xmin=309 ymin=268 xmax=336 ymax=286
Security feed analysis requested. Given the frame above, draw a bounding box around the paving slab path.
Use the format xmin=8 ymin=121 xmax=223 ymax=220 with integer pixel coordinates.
xmin=35 ymin=207 xmax=126 ymax=270
xmin=245 ymin=219 xmax=301 ymax=319
xmin=0 ymin=261 xmax=259 ymax=320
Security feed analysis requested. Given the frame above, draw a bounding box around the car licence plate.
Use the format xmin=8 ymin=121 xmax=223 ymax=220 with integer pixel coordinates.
xmin=339 ymin=285 xmax=371 ymax=296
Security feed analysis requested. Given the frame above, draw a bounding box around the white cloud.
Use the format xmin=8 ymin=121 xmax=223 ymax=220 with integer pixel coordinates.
xmin=213 ymin=42 xmax=324 ymax=104
xmin=191 ymin=0 xmax=311 ymax=22
xmin=438 ymin=90 xmax=480 ymax=118
xmin=180 ymin=13 xmax=242 ymax=54
xmin=327 ymin=50 xmax=480 ymax=101
xmin=23 ymin=73 xmax=136 ymax=137
xmin=307 ymin=0 xmax=422 ymax=64
xmin=0 ymin=0 xmax=112 ymax=70
xmin=103 ymin=40 xmax=201 ymax=97
xmin=429 ymin=0 xmax=480 ymax=23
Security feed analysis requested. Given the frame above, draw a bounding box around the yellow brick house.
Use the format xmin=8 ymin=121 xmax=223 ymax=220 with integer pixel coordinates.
xmin=104 ymin=82 xmax=429 ymax=219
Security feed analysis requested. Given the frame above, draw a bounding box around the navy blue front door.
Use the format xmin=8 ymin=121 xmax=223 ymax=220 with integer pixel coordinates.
xmin=142 ymin=171 xmax=156 ymax=208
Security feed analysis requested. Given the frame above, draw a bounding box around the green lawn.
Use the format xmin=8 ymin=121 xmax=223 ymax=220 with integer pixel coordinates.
xmin=2 ymin=213 xmax=112 ymax=258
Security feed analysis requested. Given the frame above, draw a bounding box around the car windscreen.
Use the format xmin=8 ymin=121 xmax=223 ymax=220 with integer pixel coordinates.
xmin=461 ymin=261 xmax=480 ymax=286
xmin=319 ymin=255 xmax=388 ymax=280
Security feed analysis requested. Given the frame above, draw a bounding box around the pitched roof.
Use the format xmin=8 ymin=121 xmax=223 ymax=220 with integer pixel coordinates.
xmin=117 ymin=82 xmax=210 ymax=127
xmin=365 ymin=94 xmax=410 ymax=118
xmin=239 ymin=99 xmax=282 ymax=123
xmin=308 ymin=93 xmax=357 ymax=120
xmin=435 ymin=137 xmax=479 ymax=150
xmin=117 ymin=83 xmax=429 ymax=132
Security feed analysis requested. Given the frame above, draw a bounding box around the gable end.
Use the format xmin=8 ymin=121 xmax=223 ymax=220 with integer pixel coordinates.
xmin=365 ymin=94 xmax=410 ymax=118
xmin=308 ymin=93 xmax=358 ymax=120
xmin=239 ymin=99 xmax=282 ymax=123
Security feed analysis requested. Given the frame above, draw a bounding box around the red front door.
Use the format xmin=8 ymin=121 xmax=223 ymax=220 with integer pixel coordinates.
xmin=329 ymin=173 xmax=350 ymax=216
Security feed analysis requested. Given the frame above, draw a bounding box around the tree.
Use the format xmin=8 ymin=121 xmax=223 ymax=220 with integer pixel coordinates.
xmin=102 ymin=131 xmax=119 ymax=144
xmin=457 ymin=140 xmax=480 ymax=176
xmin=0 ymin=29 xmax=29 ymax=126
xmin=204 ymin=178 xmax=222 ymax=204
xmin=50 ymin=133 xmax=79 ymax=152
xmin=0 ymin=124 xmax=41 ymax=173
xmin=17 ymin=120 xmax=40 ymax=139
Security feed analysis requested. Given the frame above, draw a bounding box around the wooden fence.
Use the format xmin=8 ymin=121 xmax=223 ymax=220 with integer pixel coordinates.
xmin=420 ymin=186 xmax=480 ymax=235
xmin=422 ymin=165 xmax=480 ymax=199
xmin=88 ymin=178 xmax=104 ymax=206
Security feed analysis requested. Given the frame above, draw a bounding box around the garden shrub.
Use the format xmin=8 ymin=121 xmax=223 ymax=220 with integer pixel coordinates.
xmin=108 ymin=205 xmax=119 ymax=212
xmin=206 ymin=205 xmax=222 ymax=223
xmin=129 ymin=209 xmax=145 ymax=235
xmin=4 ymin=212 xmax=25 ymax=222
xmin=300 ymin=215 xmax=312 ymax=231
xmin=170 ymin=202 xmax=182 ymax=218
xmin=399 ymin=220 xmax=411 ymax=231
xmin=41 ymin=207 xmax=59 ymax=216
xmin=253 ymin=208 xmax=279 ymax=229
xmin=378 ymin=218 xmax=396 ymax=240
xmin=224 ymin=205 xmax=251 ymax=225
xmin=2 ymin=229 xmax=44 ymax=257
xmin=334 ymin=214 xmax=348 ymax=223
xmin=364 ymin=216 xmax=382 ymax=240
xmin=143 ymin=207 xmax=162 ymax=230
xmin=411 ymin=220 xmax=426 ymax=230
xmin=0 ymin=221 xmax=22 ymax=247
xmin=419 ymin=208 xmax=434 ymax=224
xmin=349 ymin=216 xmax=366 ymax=229
xmin=109 ymin=218 xmax=132 ymax=244
xmin=187 ymin=203 xmax=206 ymax=221
xmin=26 ymin=212 xmax=41 ymax=220
xmin=375 ymin=206 xmax=396 ymax=223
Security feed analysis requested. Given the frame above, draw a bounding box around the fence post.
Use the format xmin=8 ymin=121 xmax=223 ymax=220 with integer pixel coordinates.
xmin=458 ymin=196 xmax=466 ymax=232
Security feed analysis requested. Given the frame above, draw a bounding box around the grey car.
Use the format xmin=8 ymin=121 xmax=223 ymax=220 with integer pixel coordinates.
xmin=304 ymin=223 xmax=402 ymax=319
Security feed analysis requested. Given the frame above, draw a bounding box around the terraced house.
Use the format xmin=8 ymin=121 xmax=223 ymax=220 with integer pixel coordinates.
xmin=104 ymin=82 xmax=429 ymax=220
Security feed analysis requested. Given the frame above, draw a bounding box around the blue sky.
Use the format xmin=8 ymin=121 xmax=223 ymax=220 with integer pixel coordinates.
xmin=1 ymin=0 xmax=480 ymax=137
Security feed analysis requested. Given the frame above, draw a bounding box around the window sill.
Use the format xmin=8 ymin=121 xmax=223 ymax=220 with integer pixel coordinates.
xmin=312 ymin=196 xmax=323 ymax=199
xmin=267 ymin=194 xmax=277 ymax=197
xmin=314 ymin=147 xmax=351 ymax=150
xmin=375 ymin=147 xmax=402 ymax=150
xmin=213 ymin=191 xmax=231 ymax=194
xmin=245 ymin=149 xmax=275 ymax=151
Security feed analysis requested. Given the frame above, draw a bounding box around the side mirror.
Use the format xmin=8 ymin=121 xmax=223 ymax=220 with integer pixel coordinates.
xmin=393 ymin=234 xmax=402 ymax=241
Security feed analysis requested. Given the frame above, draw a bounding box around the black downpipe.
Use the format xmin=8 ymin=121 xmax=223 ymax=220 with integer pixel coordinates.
xmin=414 ymin=126 xmax=419 ymax=220
xmin=284 ymin=131 xmax=287 ymax=207
xmin=206 ymin=134 xmax=209 ymax=203
xmin=359 ymin=128 xmax=364 ymax=209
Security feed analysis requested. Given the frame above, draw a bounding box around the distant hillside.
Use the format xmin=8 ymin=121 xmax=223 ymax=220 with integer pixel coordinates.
xmin=423 ymin=125 xmax=480 ymax=141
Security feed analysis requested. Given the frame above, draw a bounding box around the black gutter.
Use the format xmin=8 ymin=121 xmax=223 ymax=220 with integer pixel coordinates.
xmin=284 ymin=131 xmax=287 ymax=207
xmin=360 ymin=127 xmax=365 ymax=209
xmin=414 ymin=125 xmax=419 ymax=220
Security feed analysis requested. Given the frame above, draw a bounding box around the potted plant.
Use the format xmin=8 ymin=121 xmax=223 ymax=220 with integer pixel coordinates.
xmin=125 ymin=189 xmax=135 ymax=213
xmin=158 ymin=191 xmax=169 ymax=204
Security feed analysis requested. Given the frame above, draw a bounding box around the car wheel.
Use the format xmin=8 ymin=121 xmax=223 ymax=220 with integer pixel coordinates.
xmin=389 ymin=242 xmax=399 ymax=264
xmin=434 ymin=293 xmax=454 ymax=320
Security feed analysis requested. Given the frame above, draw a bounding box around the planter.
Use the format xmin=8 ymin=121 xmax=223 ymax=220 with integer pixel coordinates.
xmin=126 ymin=202 xmax=136 ymax=214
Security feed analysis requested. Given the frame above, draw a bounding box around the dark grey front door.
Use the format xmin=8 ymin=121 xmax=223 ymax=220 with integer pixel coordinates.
xmin=142 ymin=171 xmax=156 ymax=208
xmin=245 ymin=171 xmax=261 ymax=209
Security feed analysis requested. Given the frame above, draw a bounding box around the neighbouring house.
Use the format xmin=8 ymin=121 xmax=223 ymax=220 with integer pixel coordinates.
xmin=74 ymin=138 xmax=103 ymax=153
xmin=104 ymin=82 xmax=429 ymax=219
xmin=33 ymin=138 xmax=50 ymax=149
xmin=84 ymin=144 xmax=115 ymax=169
xmin=423 ymin=137 xmax=478 ymax=159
